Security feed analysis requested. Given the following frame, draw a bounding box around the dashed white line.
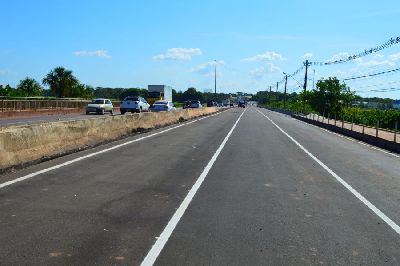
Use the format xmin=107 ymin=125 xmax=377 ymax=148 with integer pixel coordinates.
xmin=257 ymin=109 xmax=400 ymax=236
xmin=140 ymin=108 xmax=246 ymax=266
xmin=0 ymin=110 xmax=228 ymax=189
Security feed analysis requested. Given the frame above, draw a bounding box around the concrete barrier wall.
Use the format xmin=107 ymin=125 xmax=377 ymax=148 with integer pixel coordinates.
xmin=0 ymin=107 xmax=218 ymax=170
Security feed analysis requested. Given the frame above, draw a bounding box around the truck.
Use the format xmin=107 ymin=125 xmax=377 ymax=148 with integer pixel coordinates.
xmin=147 ymin=85 xmax=173 ymax=106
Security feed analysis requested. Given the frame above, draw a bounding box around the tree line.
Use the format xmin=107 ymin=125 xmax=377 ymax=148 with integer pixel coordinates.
xmin=0 ymin=66 xmax=236 ymax=103
xmin=252 ymin=77 xmax=397 ymax=114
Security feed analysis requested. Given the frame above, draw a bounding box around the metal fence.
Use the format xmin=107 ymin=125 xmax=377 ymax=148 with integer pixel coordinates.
xmin=0 ymin=99 xmax=120 ymax=112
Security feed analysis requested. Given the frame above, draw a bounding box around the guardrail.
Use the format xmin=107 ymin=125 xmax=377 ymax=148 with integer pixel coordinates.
xmin=0 ymin=99 xmax=120 ymax=112
xmin=264 ymin=107 xmax=400 ymax=154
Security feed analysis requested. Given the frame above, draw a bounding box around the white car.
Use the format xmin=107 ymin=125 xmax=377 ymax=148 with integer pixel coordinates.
xmin=120 ymin=96 xmax=150 ymax=114
xmin=150 ymin=100 xmax=176 ymax=112
xmin=86 ymin=98 xmax=114 ymax=115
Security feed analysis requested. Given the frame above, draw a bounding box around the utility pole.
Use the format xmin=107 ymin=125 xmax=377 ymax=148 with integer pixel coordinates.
xmin=303 ymin=60 xmax=311 ymax=113
xmin=214 ymin=60 xmax=217 ymax=102
xmin=303 ymin=59 xmax=310 ymax=93
xmin=284 ymin=74 xmax=288 ymax=108
xmin=276 ymin=82 xmax=278 ymax=93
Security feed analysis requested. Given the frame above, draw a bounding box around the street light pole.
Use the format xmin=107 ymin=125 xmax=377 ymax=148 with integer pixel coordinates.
xmin=214 ymin=60 xmax=217 ymax=102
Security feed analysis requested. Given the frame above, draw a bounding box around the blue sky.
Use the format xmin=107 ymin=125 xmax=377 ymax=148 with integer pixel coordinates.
xmin=1 ymin=0 xmax=400 ymax=98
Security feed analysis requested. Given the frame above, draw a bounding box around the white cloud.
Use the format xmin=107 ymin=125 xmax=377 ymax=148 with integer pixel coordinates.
xmin=190 ymin=60 xmax=225 ymax=75
xmin=243 ymin=51 xmax=283 ymax=62
xmin=73 ymin=50 xmax=112 ymax=59
xmin=302 ymin=53 xmax=313 ymax=59
xmin=153 ymin=48 xmax=202 ymax=61
xmin=355 ymin=52 xmax=400 ymax=67
xmin=327 ymin=52 xmax=351 ymax=62
xmin=249 ymin=67 xmax=265 ymax=79
xmin=249 ymin=63 xmax=281 ymax=80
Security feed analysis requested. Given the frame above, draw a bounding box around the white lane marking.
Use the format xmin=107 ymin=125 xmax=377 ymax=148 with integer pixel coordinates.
xmin=256 ymin=109 xmax=400 ymax=235
xmin=0 ymin=110 xmax=228 ymax=189
xmin=140 ymin=109 xmax=246 ymax=266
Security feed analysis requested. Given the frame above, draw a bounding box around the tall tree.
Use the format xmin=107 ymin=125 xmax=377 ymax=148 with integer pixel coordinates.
xmin=308 ymin=77 xmax=354 ymax=115
xmin=16 ymin=77 xmax=43 ymax=97
xmin=42 ymin=67 xmax=79 ymax=98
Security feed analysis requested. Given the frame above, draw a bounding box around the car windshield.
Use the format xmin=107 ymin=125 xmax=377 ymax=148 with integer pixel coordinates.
xmin=91 ymin=99 xmax=104 ymax=104
xmin=148 ymin=91 xmax=161 ymax=98
xmin=125 ymin=97 xmax=139 ymax=101
xmin=154 ymin=101 xmax=168 ymax=105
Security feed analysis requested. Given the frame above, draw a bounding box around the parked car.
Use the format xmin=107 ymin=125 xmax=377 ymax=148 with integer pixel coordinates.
xmin=120 ymin=96 xmax=150 ymax=114
xmin=86 ymin=98 xmax=114 ymax=115
xmin=150 ymin=100 xmax=176 ymax=112
xmin=183 ymin=100 xmax=192 ymax=109
xmin=190 ymin=100 xmax=202 ymax=108
xmin=207 ymin=100 xmax=217 ymax=107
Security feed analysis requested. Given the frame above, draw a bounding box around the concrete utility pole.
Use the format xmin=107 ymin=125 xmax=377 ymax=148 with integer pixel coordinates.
xmin=284 ymin=74 xmax=288 ymax=108
xmin=303 ymin=60 xmax=310 ymax=93
xmin=302 ymin=60 xmax=311 ymax=113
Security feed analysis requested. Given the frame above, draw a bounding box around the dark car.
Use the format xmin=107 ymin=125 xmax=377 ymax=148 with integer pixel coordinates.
xmin=190 ymin=100 xmax=202 ymax=108
xmin=238 ymin=101 xmax=246 ymax=108
xmin=183 ymin=100 xmax=192 ymax=109
xmin=207 ymin=101 xmax=217 ymax=107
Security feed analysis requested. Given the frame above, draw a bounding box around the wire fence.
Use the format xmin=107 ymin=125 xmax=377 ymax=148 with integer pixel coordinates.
xmin=302 ymin=112 xmax=399 ymax=144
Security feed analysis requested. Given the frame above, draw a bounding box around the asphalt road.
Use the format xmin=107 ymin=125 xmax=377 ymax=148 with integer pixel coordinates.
xmin=0 ymin=107 xmax=400 ymax=265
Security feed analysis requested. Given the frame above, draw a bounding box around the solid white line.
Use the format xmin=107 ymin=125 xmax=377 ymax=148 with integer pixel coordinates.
xmin=0 ymin=110 xmax=226 ymax=189
xmin=256 ymin=109 xmax=400 ymax=236
xmin=140 ymin=108 xmax=246 ymax=266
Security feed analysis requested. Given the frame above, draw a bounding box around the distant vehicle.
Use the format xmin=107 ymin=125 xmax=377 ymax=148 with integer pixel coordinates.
xmin=86 ymin=98 xmax=113 ymax=115
xmin=150 ymin=100 xmax=176 ymax=112
xmin=190 ymin=100 xmax=202 ymax=108
xmin=238 ymin=101 xmax=246 ymax=108
xmin=207 ymin=100 xmax=217 ymax=107
xmin=222 ymin=99 xmax=230 ymax=106
xmin=120 ymin=96 xmax=150 ymax=114
xmin=230 ymin=103 xmax=234 ymax=107
xmin=183 ymin=100 xmax=192 ymax=109
xmin=147 ymin=85 xmax=173 ymax=106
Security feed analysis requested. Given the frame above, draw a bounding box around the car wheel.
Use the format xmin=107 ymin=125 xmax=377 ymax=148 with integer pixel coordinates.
xmin=100 ymin=109 xmax=105 ymax=115
xmin=86 ymin=111 xmax=90 ymax=115
xmin=110 ymin=109 xmax=113 ymax=115
xmin=138 ymin=107 xmax=142 ymax=113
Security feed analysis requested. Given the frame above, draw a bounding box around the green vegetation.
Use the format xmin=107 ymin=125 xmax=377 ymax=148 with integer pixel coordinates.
xmin=341 ymin=108 xmax=400 ymax=130
xmin=254 ymin=76 xmax=400 ymax=130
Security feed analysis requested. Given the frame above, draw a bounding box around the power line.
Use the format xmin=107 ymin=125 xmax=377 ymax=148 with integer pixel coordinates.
xmin=311 ymin=36 xmax=400 ymax=66
xmin=342 ymin=66 xmax=400 ymax=81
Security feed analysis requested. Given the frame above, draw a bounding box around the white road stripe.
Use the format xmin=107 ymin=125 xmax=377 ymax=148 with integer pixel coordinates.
xmin=140 ymin=108 xmax=246 ymax=266
xmin=0 ymin=110 xmax=227 ymax=189
xmin=256 ymin=109 xmax=400 ymax=235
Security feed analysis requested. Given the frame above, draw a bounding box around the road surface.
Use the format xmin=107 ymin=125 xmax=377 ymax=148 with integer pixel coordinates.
xmin=0 ymin=107 xmax=400 ymax=265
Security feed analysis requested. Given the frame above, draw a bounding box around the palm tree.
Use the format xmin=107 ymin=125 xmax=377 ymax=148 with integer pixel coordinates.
xmin=17 ymin=77 xmax=43 ymax=97
xmin=42 ymin=67 xmax=79 ymax=98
